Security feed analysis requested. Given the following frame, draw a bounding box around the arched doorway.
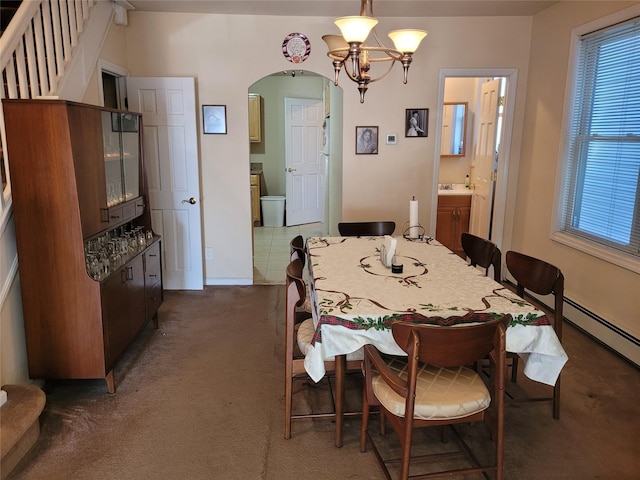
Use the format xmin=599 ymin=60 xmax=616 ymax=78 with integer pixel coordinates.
xmin=249 ymin=71 xmax=343 ymax=284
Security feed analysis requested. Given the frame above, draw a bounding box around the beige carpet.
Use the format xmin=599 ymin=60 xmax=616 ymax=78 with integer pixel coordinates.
xmin=7 ymin=286 xmax=640 ymax=480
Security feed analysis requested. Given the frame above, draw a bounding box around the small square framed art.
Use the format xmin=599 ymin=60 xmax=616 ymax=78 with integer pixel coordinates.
xmin=203 ymin=105 xmax=227 ymax=134
xmin=355 ymin=126 xmax=378 ymax=154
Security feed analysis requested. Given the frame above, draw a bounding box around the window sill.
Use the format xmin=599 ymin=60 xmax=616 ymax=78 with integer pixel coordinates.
xmin=551 ymin=231 xmax=640 ymax=274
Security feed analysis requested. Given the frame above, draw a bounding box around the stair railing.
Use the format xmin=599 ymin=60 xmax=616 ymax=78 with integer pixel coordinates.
xmin=1 ymin=0 xmax=97 ymax=101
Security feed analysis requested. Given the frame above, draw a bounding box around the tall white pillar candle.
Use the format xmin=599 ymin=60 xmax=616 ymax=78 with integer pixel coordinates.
xmin=409 ymin=197 xmax=419 ymax=238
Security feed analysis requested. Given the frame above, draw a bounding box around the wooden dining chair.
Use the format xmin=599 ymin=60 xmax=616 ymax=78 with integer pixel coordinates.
xmin=284 ymin=258 xmax=363 ymax=439
xmin=505 ymin=250 xmax=564 ymax=419
xmin=338 ymin=221 xmax=396 ymax=237
xmin=360 ymin=314 xmax=511 ymax=480
xmin=461 ymin=232 xmax=502 ymax=281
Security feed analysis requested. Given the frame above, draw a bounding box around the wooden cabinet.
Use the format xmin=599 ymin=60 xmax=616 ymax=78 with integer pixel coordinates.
xmin=248 ymin=93 xmax=262 ymax=143
xmin=3 ymin=99 xmax=163 ymax=393
xmin=436 ymin=195 xmax=471 ymax=257
xmin=250 ymin=174 xmax=261 ymax=225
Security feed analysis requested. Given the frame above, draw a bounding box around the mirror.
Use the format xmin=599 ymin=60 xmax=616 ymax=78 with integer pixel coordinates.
xmin=440 ymin=102 xmax=467 ymax=157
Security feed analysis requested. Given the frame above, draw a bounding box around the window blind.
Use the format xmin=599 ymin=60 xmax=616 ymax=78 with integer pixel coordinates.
xmin=562 ymin=16 xmax=640 ymax=256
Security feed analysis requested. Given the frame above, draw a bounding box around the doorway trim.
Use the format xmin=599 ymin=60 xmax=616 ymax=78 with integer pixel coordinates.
xmin=97 ymin=59 xmax=128 ymax=109
xmin=434 ymin=68 xmax=518 ymax=253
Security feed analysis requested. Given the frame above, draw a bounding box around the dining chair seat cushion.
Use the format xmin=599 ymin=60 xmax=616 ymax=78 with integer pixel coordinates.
xmin=372 ymin=357 xmax=490 ymax=420
xmin=297 ymin=319 xmax=364 ymax=361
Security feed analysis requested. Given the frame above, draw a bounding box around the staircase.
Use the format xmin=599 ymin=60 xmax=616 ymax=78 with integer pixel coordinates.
xmin=1 ymin=0 xmax=102 ymax=100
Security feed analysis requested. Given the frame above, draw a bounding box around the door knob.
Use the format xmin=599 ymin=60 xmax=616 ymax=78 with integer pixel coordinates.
xmin=182 ymin=197 xmax=197 ymax=205
xmin=287 ymin=167 xmax=297 ymax=172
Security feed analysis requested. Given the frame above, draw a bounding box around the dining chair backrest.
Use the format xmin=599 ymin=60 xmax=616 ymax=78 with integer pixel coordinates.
xmin=461 ymin=232 xmax=502 ymax=281
xmin=505 ymin=250 xmax=564 ymax=302
xmin=289 ymin=235 xmax=306 ymax=267
xmin=505 ymin=251 xmax=564 ymax=341
xmin=391 ymin=314 xmax=511 ymax=368
xmin=338 ymin=221 xmax=396 ymax=237
xmin=505 ymin=250 xmax=563 ymax=339
xmin=286 ymin=257 xmax=306 ymax=311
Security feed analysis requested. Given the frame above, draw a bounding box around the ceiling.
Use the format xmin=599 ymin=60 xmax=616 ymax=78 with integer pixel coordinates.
xmin=121 ymin=1 xmax=560 ymax=17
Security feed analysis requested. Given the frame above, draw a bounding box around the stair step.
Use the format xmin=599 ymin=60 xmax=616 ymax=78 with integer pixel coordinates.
xmin=0 ymin=384 xmax=46 ymax=480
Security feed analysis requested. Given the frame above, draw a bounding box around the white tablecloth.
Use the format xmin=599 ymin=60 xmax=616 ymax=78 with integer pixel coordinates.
xmin=304 ymin=236 xmax=568 ymax=386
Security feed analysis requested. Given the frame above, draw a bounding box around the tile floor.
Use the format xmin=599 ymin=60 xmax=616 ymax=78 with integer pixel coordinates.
xmin=253 ymin=223 xmax=323 ymax=284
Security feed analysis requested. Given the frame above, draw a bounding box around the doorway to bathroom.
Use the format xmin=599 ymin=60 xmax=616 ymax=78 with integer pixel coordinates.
xmin=436 ymin=69 xmax=518 ymax=250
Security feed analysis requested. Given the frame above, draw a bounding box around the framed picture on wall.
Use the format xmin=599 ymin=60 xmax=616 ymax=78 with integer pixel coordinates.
xmin=355 ymin=126 xmax=378 ymax=154
xmin=203 ymin=105 xmax=227 ymax=134
xmin=405 ymin=108 xmax=428 ymax=137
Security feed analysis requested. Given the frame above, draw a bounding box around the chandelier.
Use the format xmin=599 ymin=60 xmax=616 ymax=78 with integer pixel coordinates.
xmin=322 ymin=0 xmax=427 ymax=103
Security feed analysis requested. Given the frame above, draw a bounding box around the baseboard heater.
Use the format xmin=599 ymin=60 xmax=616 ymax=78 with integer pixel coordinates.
xmin=503 ymin=280 xmax=639 ymax=369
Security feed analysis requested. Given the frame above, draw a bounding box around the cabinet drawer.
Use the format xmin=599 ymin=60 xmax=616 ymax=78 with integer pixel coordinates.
xmin=122 ymin=201 xmax=136 ymax=221
xmin=145 ymin=260 xmax=161 ymax=284
xmin=144 ymin=243 xmax=161 ymax=283
xmin=106 ymin=206 xmax=123 ymax=224
xmin=135 ymin=198 xmax=145 ymax=217
xmin=437 ymin=195 xmax=471 ymax=208
xmin=146 ymin=280 xmax=163 ymax=319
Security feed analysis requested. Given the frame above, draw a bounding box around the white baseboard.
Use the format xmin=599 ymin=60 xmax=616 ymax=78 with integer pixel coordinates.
xmin=563 ymin=298 xmax=639 ymax=368
xmin=205 ymin=278 xmax=253 ymax=286
xmin=505 ymin=280 xmax=639 ymax=368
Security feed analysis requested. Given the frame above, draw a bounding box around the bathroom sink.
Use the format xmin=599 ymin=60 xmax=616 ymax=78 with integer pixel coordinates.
xmin=438 ymin=183 xmax=471 ymax=195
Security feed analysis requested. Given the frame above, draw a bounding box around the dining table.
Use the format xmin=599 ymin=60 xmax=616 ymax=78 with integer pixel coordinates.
xmin=304 ymin=235 xmax=568 ymax=447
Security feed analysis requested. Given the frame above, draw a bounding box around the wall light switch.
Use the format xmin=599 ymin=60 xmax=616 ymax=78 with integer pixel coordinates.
xmin=205 ymin=248 xmax=213 ymax=260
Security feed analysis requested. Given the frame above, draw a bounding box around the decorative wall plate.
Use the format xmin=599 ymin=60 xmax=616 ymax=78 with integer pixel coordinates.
xmin=282 ymin=32 xmax=311 ymax=63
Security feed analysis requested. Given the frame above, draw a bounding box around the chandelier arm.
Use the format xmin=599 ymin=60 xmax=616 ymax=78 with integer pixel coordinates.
xmin=327 ymin=46 xmax=402 ymax=63
xmin=361 ymin=46 xmax=402 ymax=61
xmin=341 ymin=57 xmax=396 ymax=84
xmin=370 ymin=26 xmax=390 ymax=51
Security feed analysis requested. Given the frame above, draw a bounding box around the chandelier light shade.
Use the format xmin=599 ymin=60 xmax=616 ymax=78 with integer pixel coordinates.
xmin=323 ymin=0 xmax=427 ymax=103
xmin=388 ymin=29 xmax=428 ymax=53
xmin=322 ymin=34 xmax=349 ymax=52
xmin=334 ymin=16 xmax=378 ymax=43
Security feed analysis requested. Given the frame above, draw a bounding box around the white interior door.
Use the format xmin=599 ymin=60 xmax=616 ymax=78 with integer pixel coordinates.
xmin=284 ymin=98 xmax=324 ymax=226
xmin=469 ymin=78 xmax=501 ymax=239
xmin=126 ymin=77 xmax=203 ymax=290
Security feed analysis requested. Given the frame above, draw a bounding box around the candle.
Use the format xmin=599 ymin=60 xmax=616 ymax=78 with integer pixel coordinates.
xmin=409 ymin=197 xmax=419 ymax=238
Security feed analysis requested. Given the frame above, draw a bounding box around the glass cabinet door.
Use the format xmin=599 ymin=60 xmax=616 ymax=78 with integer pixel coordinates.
xmin=120 ymin=113 xmax=140 ymax=202
xmin=101 ymin=111 xmax=141 ymax=207
xmin=102 ymin=111 xmax=125 ymax=206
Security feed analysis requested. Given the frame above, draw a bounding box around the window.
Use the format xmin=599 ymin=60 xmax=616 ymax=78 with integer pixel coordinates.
xmin=556 ymin=14 xmax=640 ymax=264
